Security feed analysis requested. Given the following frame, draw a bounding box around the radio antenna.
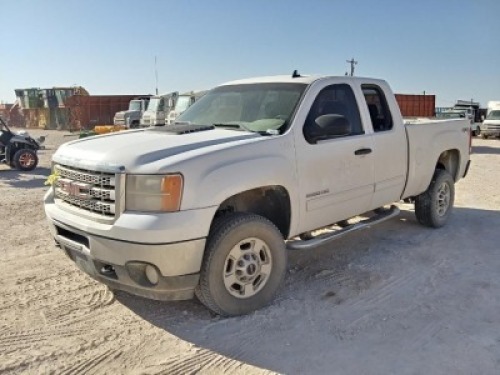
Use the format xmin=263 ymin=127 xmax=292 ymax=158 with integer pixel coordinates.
xmin=155 ymin=56 xmax=159 ymax=95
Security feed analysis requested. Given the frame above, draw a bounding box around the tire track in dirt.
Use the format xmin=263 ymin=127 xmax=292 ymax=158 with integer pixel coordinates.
xmin=347 ymin=256 xmax=448 ymax=309
xmin=158 ymin=347 xmax=250 ymax=375
xmin=347 ymin=269 xmax=422 ymax=308
xmin=39 ymin=286 xmax=115 ymax=327
xmin=329 ymin=256 xmax=450 ymax=340
xmin=59 ymin=348 xmax=123 ymax=375
xmin=0 ymin=327 xmax=89 ymax=350
xmin=408 ymin=320 xmax=443 ymax=351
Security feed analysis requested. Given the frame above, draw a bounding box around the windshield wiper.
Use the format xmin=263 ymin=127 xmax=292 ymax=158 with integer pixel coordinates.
xmin=212 ymin=123 xmax=253 ymax=132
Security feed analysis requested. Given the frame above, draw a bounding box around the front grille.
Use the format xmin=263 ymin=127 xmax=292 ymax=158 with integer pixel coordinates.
xmin=484 ymin=124 xmax=500 ymax=130
xmin=54 ymin=164 xmax=117 ymax=217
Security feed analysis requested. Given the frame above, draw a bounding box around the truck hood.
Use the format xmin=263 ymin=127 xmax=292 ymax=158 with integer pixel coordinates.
xmin=53 ymin=126 xmax=263 ymax=173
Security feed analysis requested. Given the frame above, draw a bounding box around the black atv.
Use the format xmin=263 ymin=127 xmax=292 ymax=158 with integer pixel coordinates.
xmin=0 ymin=117 xmax=41 ymax=171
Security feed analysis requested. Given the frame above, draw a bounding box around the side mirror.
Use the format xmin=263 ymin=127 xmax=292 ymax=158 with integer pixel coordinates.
xmin=168 ymin=98 xmax=174 ymax=108
xmin=315 ymin=114 xmax=351 ymax=137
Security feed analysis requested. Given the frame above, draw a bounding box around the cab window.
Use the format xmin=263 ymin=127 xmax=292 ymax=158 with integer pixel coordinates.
xmin=303 ymin=84 xmax=363 ymax=144
xmin=362 ymin=85 xmax=393 ymax=132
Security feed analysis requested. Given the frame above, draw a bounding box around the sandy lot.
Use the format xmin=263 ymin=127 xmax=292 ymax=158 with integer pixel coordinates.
xmin=1 ymin=129 xmax=499 ymax=374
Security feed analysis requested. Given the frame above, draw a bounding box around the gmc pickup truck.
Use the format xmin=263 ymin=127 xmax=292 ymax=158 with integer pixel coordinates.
xmin=44 ymin=73 xmax=471 ymax=316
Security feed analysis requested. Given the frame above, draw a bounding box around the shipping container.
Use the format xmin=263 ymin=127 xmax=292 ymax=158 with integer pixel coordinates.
xmin=41 ymin=89 xmax=58 ymax=108
xmin=0 ymin=103 xmax=13 ymax=121
xmin=22 ymin=108 xmax=47 ymax=128
xmin=54 ymin=86 xmax=88 ymax=108
xmin=395 ymin=94 xmax=435 ymax=118
xmin=13 ymin=86 xmax=140 ymax=130
xmin=3 ymin=101 xmax=25 ymax=127
xmin=64 ymin=95 xmax=145 ymax=131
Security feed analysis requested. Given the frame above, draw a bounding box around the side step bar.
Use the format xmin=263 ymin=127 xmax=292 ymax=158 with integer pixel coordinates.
xmin=286 ymin=205 xmax=400 ymax=251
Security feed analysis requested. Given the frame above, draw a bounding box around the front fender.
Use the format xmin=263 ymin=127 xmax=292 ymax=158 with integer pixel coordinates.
xmin=195 ymin=155 xmax=297 ymax=208
xmin=180 ymin=137 xmax=299 ymax=235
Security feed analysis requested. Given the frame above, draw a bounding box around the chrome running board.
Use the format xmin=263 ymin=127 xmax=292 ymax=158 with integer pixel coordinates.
xmin=286 ymin=205 xmax=400 ymax=251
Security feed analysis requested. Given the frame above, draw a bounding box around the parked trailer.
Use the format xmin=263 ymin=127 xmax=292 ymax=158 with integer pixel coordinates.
xmin=395 ymin=94 xmax=436 ymax=118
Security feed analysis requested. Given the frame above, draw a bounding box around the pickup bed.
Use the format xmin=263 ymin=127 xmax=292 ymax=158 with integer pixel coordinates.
xmin=44 ymin=74 xmax=471 ymax=316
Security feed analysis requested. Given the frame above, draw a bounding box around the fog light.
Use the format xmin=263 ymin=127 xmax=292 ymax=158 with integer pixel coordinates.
xmin=145 ymin=265 xmax=159 ymax=285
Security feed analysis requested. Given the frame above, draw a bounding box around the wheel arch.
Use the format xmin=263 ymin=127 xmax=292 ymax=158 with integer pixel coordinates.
xmin=210 ymin=186 xmax=292 ymax=239
xmin=436 ymin=149 xmax=460 ymax=181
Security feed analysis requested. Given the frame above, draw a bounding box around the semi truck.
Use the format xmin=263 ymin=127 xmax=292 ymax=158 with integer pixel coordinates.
xmin=165 ymin=91 xmax=208 ymax=125
xmin=140 ymin=92 xmax=178 ymax=127
xmin=113 ymin=97 xmax=150 ymax=128
xmin=44 ymin=73 xmax=471 ymax=316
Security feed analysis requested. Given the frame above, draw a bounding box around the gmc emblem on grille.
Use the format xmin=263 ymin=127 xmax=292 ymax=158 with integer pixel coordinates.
xmin=58 ymin=179 xmax=92 ymax=200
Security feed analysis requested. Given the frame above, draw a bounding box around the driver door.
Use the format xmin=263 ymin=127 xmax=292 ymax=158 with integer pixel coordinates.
xmin=295 ymin=82 xmax=374 ymax=233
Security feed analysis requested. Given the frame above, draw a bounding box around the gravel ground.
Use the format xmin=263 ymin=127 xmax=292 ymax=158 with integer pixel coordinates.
xmin=0 ymin=129 xmax=499 ymax=375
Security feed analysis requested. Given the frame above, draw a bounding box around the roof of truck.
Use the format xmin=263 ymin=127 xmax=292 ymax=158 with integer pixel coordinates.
xmin=220 ymin=74 xmax=386 ymax=87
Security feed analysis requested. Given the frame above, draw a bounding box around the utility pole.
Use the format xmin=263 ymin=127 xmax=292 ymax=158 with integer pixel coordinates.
xmin=155 ymin=56 xmax=159 ymax=95
xmin=346 ymin=58 xmax=358 ymax=76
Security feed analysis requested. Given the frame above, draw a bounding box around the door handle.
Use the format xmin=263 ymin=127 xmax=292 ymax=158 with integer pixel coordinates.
xmin=354 ymin=148 xmax=372 ymax=155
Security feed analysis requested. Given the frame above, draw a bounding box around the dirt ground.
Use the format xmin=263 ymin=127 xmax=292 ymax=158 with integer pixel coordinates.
xmin=1 ymin=129 xmax=499 ymax=375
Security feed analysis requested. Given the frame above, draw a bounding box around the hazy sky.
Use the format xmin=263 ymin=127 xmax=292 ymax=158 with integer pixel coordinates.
xmin=1 ymin=0 xmax=498 ymax=107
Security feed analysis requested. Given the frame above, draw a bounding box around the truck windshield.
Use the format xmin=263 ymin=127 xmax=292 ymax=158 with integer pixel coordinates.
xmin=148 ymin=98 xmax=161 ymax=112
xmin=486 ymin=110 xmax=500 ymax=120
xmin=175 ymin=96 xmax=192 ymax=113
xmin=129 ymin=100 xmax=142 ymax=111
xmin=176 ymin=83 xmax=307 ymax=134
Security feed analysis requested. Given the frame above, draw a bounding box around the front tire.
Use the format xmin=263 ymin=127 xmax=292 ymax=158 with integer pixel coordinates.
xmin=195 ymin=213 xmax=287 ymax=316
xmin=13 ymin=149 xmax=38 ymax=171
xmin=414 ymin=169 xmax=455 ymax=228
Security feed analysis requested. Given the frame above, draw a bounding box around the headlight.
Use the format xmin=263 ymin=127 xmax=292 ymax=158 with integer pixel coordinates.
xmin=126 ymin=174 xmax=183 ymax=212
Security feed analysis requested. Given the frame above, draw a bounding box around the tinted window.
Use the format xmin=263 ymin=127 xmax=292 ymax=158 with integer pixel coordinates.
xmin=362 ymin=85 xmax=393 ymax=132
xmin=303 ymin=84 xmax=363 ymax=144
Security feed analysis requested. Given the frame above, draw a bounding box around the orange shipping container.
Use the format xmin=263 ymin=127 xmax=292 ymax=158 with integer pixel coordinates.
xmin=64 ymin=95 xmax=147 ymax=131
xmin=395 ymin=94 xmax=435 ymax=118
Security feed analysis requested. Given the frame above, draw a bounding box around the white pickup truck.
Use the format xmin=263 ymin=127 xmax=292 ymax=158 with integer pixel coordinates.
xmin=44 ymin=73 xmax=471 ymax=316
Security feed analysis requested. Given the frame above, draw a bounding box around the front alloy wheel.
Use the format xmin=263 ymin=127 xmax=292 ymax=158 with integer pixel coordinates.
xmin=223 ymin=237 xmax=273 ymax=299
xmin=196 ymin=213 xmax=287 ymax=316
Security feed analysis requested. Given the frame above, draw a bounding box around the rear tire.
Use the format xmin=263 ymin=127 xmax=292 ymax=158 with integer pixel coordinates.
xmin=195 ymin=213 xmax=287 ymax=316
xmin=13 ymin=149 xmax=38 ymax=171
xmin=481 ymin=134 xmax=488 ymax=139
xmin=414 ymin=169 xmax=454 ymax=228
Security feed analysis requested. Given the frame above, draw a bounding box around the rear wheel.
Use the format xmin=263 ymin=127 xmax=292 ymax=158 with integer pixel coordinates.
xmin=13 ymin=149 xmax=38 ymax=171
xmin=414 ymin=169 xmax=454 ymax=228
xmin=481 ymin=133 xmax=488 ymax=139
xmin=195 ymin=213 xmax=287 ymax=316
